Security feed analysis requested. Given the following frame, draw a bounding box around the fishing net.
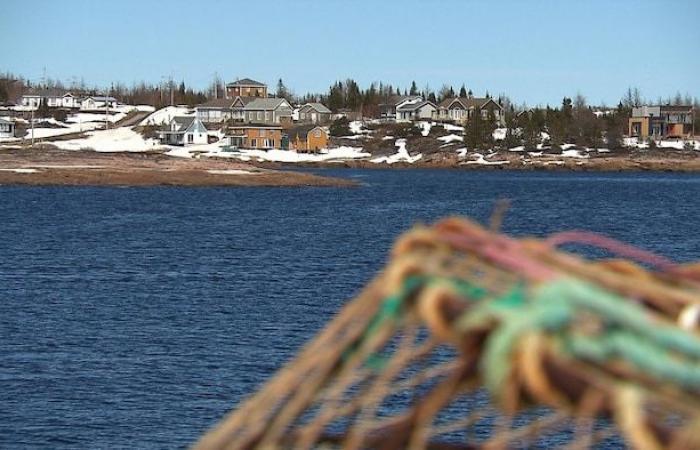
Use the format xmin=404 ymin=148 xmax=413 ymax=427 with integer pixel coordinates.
xmin=195 ymin=217 xmax=700 ymax=450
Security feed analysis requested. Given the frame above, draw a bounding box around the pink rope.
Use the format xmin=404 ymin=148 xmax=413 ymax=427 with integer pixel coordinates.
xmin=545 ymin=231 xmax=677 ymax=271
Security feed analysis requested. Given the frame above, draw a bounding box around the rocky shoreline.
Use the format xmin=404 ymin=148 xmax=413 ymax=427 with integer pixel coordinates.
xmin=241 ymin=149 xmax=700 ymax=173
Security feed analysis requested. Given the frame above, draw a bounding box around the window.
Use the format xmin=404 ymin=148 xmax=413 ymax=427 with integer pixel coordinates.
xmin=314 ymin=129 xmax=321 ymax=138
xmin=257 ymin=112 xmax=262 ymax=121
xmin=188 ymin=134 xmax=194 ymax=143
xmin=265 ymin=111 xmax=271 ymax=121
xmin=251 ymin=138 xmax=257 ymax=148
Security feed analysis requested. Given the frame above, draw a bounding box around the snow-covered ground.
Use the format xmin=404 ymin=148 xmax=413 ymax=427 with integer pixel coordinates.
xmin=370 ymin=139 xmax=422 ymax=164
xmin=23 ymin=120 xmax=103 ymax=140
xmin=139 ymin=106 xmax=193 ymax=126
xmin=53 ymin=127 xmax=161 ymax=152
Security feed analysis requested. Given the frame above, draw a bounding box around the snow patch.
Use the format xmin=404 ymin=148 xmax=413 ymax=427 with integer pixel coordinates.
xmin=0 ymin=168 xmax=38 ymax=173
xmin=493 ymin=128 xmax=507 ymax=141
xmin=437 ymin=134 xmax=463 ymax=143
xmin=371 ymin=139 xmax=422 ymax=164
xmin=207 ymin=169 xmax=257 ymax=175
xmin=561 ymin=149 xmax=589 ymax=158
xmin=464 ymin=153 xmax=509 ymax=165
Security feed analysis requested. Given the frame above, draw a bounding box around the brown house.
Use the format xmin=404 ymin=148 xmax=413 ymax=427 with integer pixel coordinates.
xmin=628 ymin=105 xmax=695 ymax=139
xmin=226 ymin=124 xmax=282 ymax=149
xmin=286 ymin=125 xmax=328 ymax=152
xmin=226 ymin=78 xmax=268 ymax=99
xmin=437 ymin=97 xmax=504 ymax=125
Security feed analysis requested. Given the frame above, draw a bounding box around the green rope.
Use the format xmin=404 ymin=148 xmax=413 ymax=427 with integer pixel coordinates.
xmin=469 ymin=278 xmax=700 ymax=396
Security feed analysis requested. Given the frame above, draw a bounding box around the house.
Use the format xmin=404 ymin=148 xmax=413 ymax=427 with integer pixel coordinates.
xmin=19 ymin=89 xmax=81 ymax=109
xmin=81 ymin=96 xmax=118 ymax=111
xmin=396 ymin=100 xmax=437 ymax=121
xmin=331 ymin=108 xmax=362 ymax=122
xmin=628 ymin=105 xmax=695 ymax=139
xmin=0 ymin=118 xmax=15 ymax=138
xmin=243 ymin=98 xmax=294 ymax=126
xmin=159 ymin=116 xmax=209 ymax=145
xmin=379 ymin=95 xmax=423 ymax=120
xmin=297 ymin=103 xmax=332 ymax=124
xmin=196 ymin=96 xmax=257 ymax=124
xmin=226 ymin=78 xmax=268 ymax=99
xmin=286 ymin=125 xmax=328 ymax=152
xmin=437 ymin=97 xmax=504 ymax=125
xmin=225 ymin=124 xmax=282 ymax=149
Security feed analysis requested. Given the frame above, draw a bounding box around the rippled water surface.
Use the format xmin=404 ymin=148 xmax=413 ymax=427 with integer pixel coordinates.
xmin=2 ymin=169 xmax=699 ymax=448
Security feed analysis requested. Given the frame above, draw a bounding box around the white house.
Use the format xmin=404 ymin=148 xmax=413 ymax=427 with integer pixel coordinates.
xmin=0 ymin=118 xmax=15 ymax=138
xmin=159 ymin=116 xmax=209 ymax=146
xmin=81 ymin=96 xmax=118 ymax=111
xmin=396 ymin=100 xmax=437 ymax=121
xmin=19 ymin=89 xmax=81 ymax=109
xmin=379 ymin=95 xmax=423 ymax=120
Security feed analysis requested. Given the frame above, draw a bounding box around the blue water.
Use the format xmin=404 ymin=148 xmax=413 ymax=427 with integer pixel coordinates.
xmin=2 ymin=169 xmax=699 ymax=448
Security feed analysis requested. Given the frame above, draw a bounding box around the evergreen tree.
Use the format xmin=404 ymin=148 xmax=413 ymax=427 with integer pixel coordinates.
xmin=409 ymin=81 xmax=418 ymax=96
xmin=276 ymin=78 xmax=290 ymax=100
xmin=467 ymin=89 xmax=473 ymax=97
xmin=459 ymin=84 xmax=467 ymax=98
xmin=329 ymin=117 xmax=351 ymax=136
xmin=428 ymin=92 xmax=437 ymax=103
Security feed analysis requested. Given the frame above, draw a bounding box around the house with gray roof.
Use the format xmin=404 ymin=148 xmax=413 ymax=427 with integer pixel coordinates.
xmin=379 ymin=95 xmax=423 ymax=120
xmin=19 ymin=88 xmax=81 ymax=110
xmin=298 ymin=103 xmax=332 ymax=124
xmin=81 ymin=96 xmax=118 ymax=111
xmin=159 ymin=116 xmax=209 ymax=146
xmin=196 ymin=96 xmax=257 ymax=123
xmin=226 ymin=78 xmax=268 ymax=99
xmin=243 ymin=98 xmax=294 ymax=126
xmin=396 ymin=100 xmax=437 ymax=122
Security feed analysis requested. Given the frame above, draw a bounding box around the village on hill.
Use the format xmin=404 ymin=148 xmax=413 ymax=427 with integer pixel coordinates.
xmin=0 ymin=75 xmax=698 ymax=168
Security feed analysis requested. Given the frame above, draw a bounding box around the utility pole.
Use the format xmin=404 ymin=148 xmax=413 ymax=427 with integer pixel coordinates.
xmin=31 ymin=106 xmax=35 ymax=148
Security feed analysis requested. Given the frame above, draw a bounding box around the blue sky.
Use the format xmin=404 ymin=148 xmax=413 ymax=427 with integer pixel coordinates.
xmin=2 ymin=0 xmax=698 ymax=106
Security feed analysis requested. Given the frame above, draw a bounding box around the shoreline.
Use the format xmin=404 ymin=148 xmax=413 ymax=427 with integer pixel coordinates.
xmin=238 ymin=151 xmax=700 ymax=173
xmin=0 ymin=148 xmax=356 ymax=187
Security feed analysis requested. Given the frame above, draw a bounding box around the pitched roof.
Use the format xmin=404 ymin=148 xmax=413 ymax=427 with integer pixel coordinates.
xmin=22 ymin=88 xmax=73 ymax=97
xmin=197 ymin=98 xmax=236 ymax=109
xmin=382 ymin=95 xmax=422 ymax=106
xmin=172 ymin=116 xmax=195 ymax=131
xmin=300 ymin=103 xmax=331 ymax=114
xmin=226 ymin=78 xmax=266 ymax=88
xmin=396 ymin=100 xmax=436 ymax=112
xmin=86 ymin=96 xmax=117 ymax=102
xmin=438 ymin=97 xmax=501 ymax=110
xmin=229 ymin=124 xmax=283 ymax=130
xmin=286 ymin=124 xmax=325 ymax=140
xmin=243 ymin=98 xmax=291 ymax=111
